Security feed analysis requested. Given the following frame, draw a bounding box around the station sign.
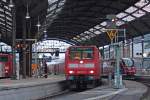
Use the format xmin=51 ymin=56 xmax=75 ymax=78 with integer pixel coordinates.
xmin=106 ymin=29 xmax=117 ymax=41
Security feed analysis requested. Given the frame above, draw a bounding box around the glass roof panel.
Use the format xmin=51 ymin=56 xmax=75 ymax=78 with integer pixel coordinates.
xmin=94 ymin=31 xmax=101 ymax=35
xmin=122 ymin=15 xmax=135 ymax=22
xmin=73 ymin=37 xmax=77 ymax=40
xmin=101 ymin=28 xmax=106 ymax=32
xmin=77 ymin=39 xmax=81 ymax=42
xmin=100 ymin=22 xmax=107 ymax=26
xmin=0 ymin=8 xmax=4 ymax=12
xmin=94 ymin=25 xmax=101 ymax=29
xmin=2 ymin=0 xmax=6 ymax=2
xmin=47 ymin=5 xmax=56 ymax=12
xmin=116 ymin=12 xmax=127 ymax=18
xmin=85 ymin=31 xmax=90 ymax=34
xmin=132 ymin=10 xmax=145 ymax=18
xmin=48 ymin=0 xmax=57 ymax=4
xmin=80 ymin=33 xmax=85 ymax=36
xmin=135 ymin=0 xmax=149 ymax=7
xmin=90 ymin=34 xmax=96 ymax=37
xmin=77 ymin=35 xmax=80 ymax=38
xmin=116 ymin=20 xmax=125 ymax=26
xmin=81 ymin=37 xmax=86 ymax=41
xmin=89 ymin=28 xmax=94 ymax=31
xmin=85 ymin=35 xmax=91 ymax=39
xmin=125 ymin=6 xmax=137 ymax=13
xmin=143 ymin=4 xmax=150 ymax=12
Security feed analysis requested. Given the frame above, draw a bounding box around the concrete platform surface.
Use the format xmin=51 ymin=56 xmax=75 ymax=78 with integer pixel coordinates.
xmin=0 ymin=75 xmax=65 ymax=89
xmin=52 ymin=80 xmax=148 ymax=100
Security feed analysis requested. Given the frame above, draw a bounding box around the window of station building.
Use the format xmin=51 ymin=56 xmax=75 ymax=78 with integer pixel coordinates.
xmin=133 ymin=36 xmax=142 ymax=58
xmin=144 ymin=34 xmax=150 ymax=57
xmin=32 ymin=40 xmax=72 ymax=53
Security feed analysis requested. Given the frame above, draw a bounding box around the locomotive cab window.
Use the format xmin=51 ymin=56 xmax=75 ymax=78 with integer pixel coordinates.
xmin=122 ymin=58 xmax=134 ymax=67
xmin=69 ymin=47 xmax=93 ymax=60
xmin=0 ymin=56 xmax=8 ymax=62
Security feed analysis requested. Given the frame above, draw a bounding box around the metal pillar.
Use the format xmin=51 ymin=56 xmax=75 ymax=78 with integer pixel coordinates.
xmin=109 ymin=45 xmax=111 ymax=58
xmin=122 ymin=41 xmax=125 ymax=58
xmin=114 ymin=43 xmax=123 ymax=89
xmin=22 ymin=18 xmax=26 ymax=78
xmin=131 ymin=38 xmax=134 ymax=58
xmin=102 ymin=46 xmax=105 ymax=59
xmin=29 ymin=43 xmax=32 ymax=77
xmin=12 ymin=7 xmax=17 ymax=79
xmin=141 ymin=36 xmax=144 ymax=68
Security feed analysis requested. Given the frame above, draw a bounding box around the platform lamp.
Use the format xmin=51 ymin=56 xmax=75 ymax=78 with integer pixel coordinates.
xmin=25 ymin=3 xmax=30 ymax=19
xmin=9 ymin=0 xmax=14 ymax=8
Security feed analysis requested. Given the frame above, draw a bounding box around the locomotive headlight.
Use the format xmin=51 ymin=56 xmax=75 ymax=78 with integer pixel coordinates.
xmin=69 ymin=70 xmax=74 ymax=74
xmin=80 ymin=60 xmax=83 ymax=64
xmin=90 ymin=70 xmax=94 ymax=74
xmin=5 ymin=70 xmax=8 ymax=73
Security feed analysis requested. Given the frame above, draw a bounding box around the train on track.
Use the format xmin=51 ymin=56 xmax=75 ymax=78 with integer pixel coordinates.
xmin=63 ymin=45 xmax=136 ymax=89
xmin=32 ymin=45 xmax=137 ymax=88
xmin=0 ymin=53 xmax=13 ymax=78
xmin=65 ymin=46 xmax=101 ymax=89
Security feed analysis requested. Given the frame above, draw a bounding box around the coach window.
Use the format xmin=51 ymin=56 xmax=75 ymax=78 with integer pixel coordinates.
xmin=0 ymin=56 xmax=8 ymax=62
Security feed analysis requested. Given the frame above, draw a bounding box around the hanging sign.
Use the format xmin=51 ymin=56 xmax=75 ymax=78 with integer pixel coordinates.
xmin=106 ymin=29 xmax=117 ymax=41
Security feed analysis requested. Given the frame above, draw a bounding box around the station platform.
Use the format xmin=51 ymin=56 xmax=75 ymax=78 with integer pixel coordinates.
xmin=52 ymin=79 xmax=148 ymax=100
xmin=0 ymin=76 xmax=148 ymax=100
xmin=0 ymin=75 xmax=66 ymax=100
xmin=0 ymin=75 xmax=65 ymax=89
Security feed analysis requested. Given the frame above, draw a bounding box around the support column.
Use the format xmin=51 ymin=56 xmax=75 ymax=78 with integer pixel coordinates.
xmin=22 ymin=18 xmax=26 ymax=78
xmin=131 ymin=38 xmax=134 ymax=58
xmin=109 ymin=45 xmax=110 ymax=59
xmin=122 ymin=41 xmax=125 ymax=58
xmin=142 ymin=36 xmax=144 ymax=68
xmin=114 ymin=44 xmax=123 ymax=88
xmin=26 ymin=42 xmax=32 ymax=77
xmin=102 ymin=46 xmax=105 ymax=59
xmin=12 ymin=7 xmax=16 ymax=79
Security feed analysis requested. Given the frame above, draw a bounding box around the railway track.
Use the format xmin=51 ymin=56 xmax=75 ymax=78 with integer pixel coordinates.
xmin=135 ymin=77 xmax=150 ymax=100
xmin=37 ymin=80 xmax=104 ymax=100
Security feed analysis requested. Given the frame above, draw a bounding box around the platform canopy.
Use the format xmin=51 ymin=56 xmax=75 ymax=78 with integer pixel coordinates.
xmin=1 ymin=0 xmax=150 ymax=46
xmin=45 ymin=0 xmax=150 ymax=46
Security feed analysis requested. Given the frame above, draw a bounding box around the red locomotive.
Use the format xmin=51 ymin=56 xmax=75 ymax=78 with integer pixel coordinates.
xmin=65 ymin=46 xmax=102 ymax=89
xmin=120 ymin=58 xmax=136 ymax=77
xmin=0 ymin=53 xmax=13 ymax=78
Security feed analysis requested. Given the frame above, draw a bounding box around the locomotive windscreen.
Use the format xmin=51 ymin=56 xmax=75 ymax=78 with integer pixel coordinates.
xmin=122 ymin=58 xmax=134 ymax=67
xmin=69 ymin=47 xmax=93 ymax=60
xmin=0 ymin=56 xmax=8 ymax=62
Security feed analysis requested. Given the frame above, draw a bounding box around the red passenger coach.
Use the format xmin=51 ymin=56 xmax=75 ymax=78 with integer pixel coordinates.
xmin=65 ymin=46 xmax=101 ymax=88
xmin=0 ymin=53 xmax=13 ymax=78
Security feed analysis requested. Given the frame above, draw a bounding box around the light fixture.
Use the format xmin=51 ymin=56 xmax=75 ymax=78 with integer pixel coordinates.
xmin=36 ymin=16 xmax=41 ymax=27
xmin=25 ymin=3 xmax=30 ymax=19
xmin=43 ymin=30 xmax=47 ymax=33
xmin=9 ymin=0 xmax=14 ymax=8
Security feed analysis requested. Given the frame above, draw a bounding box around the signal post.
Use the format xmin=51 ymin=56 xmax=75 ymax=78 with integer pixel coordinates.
xmin=106 ymin=14 xmax=124 ymax=89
